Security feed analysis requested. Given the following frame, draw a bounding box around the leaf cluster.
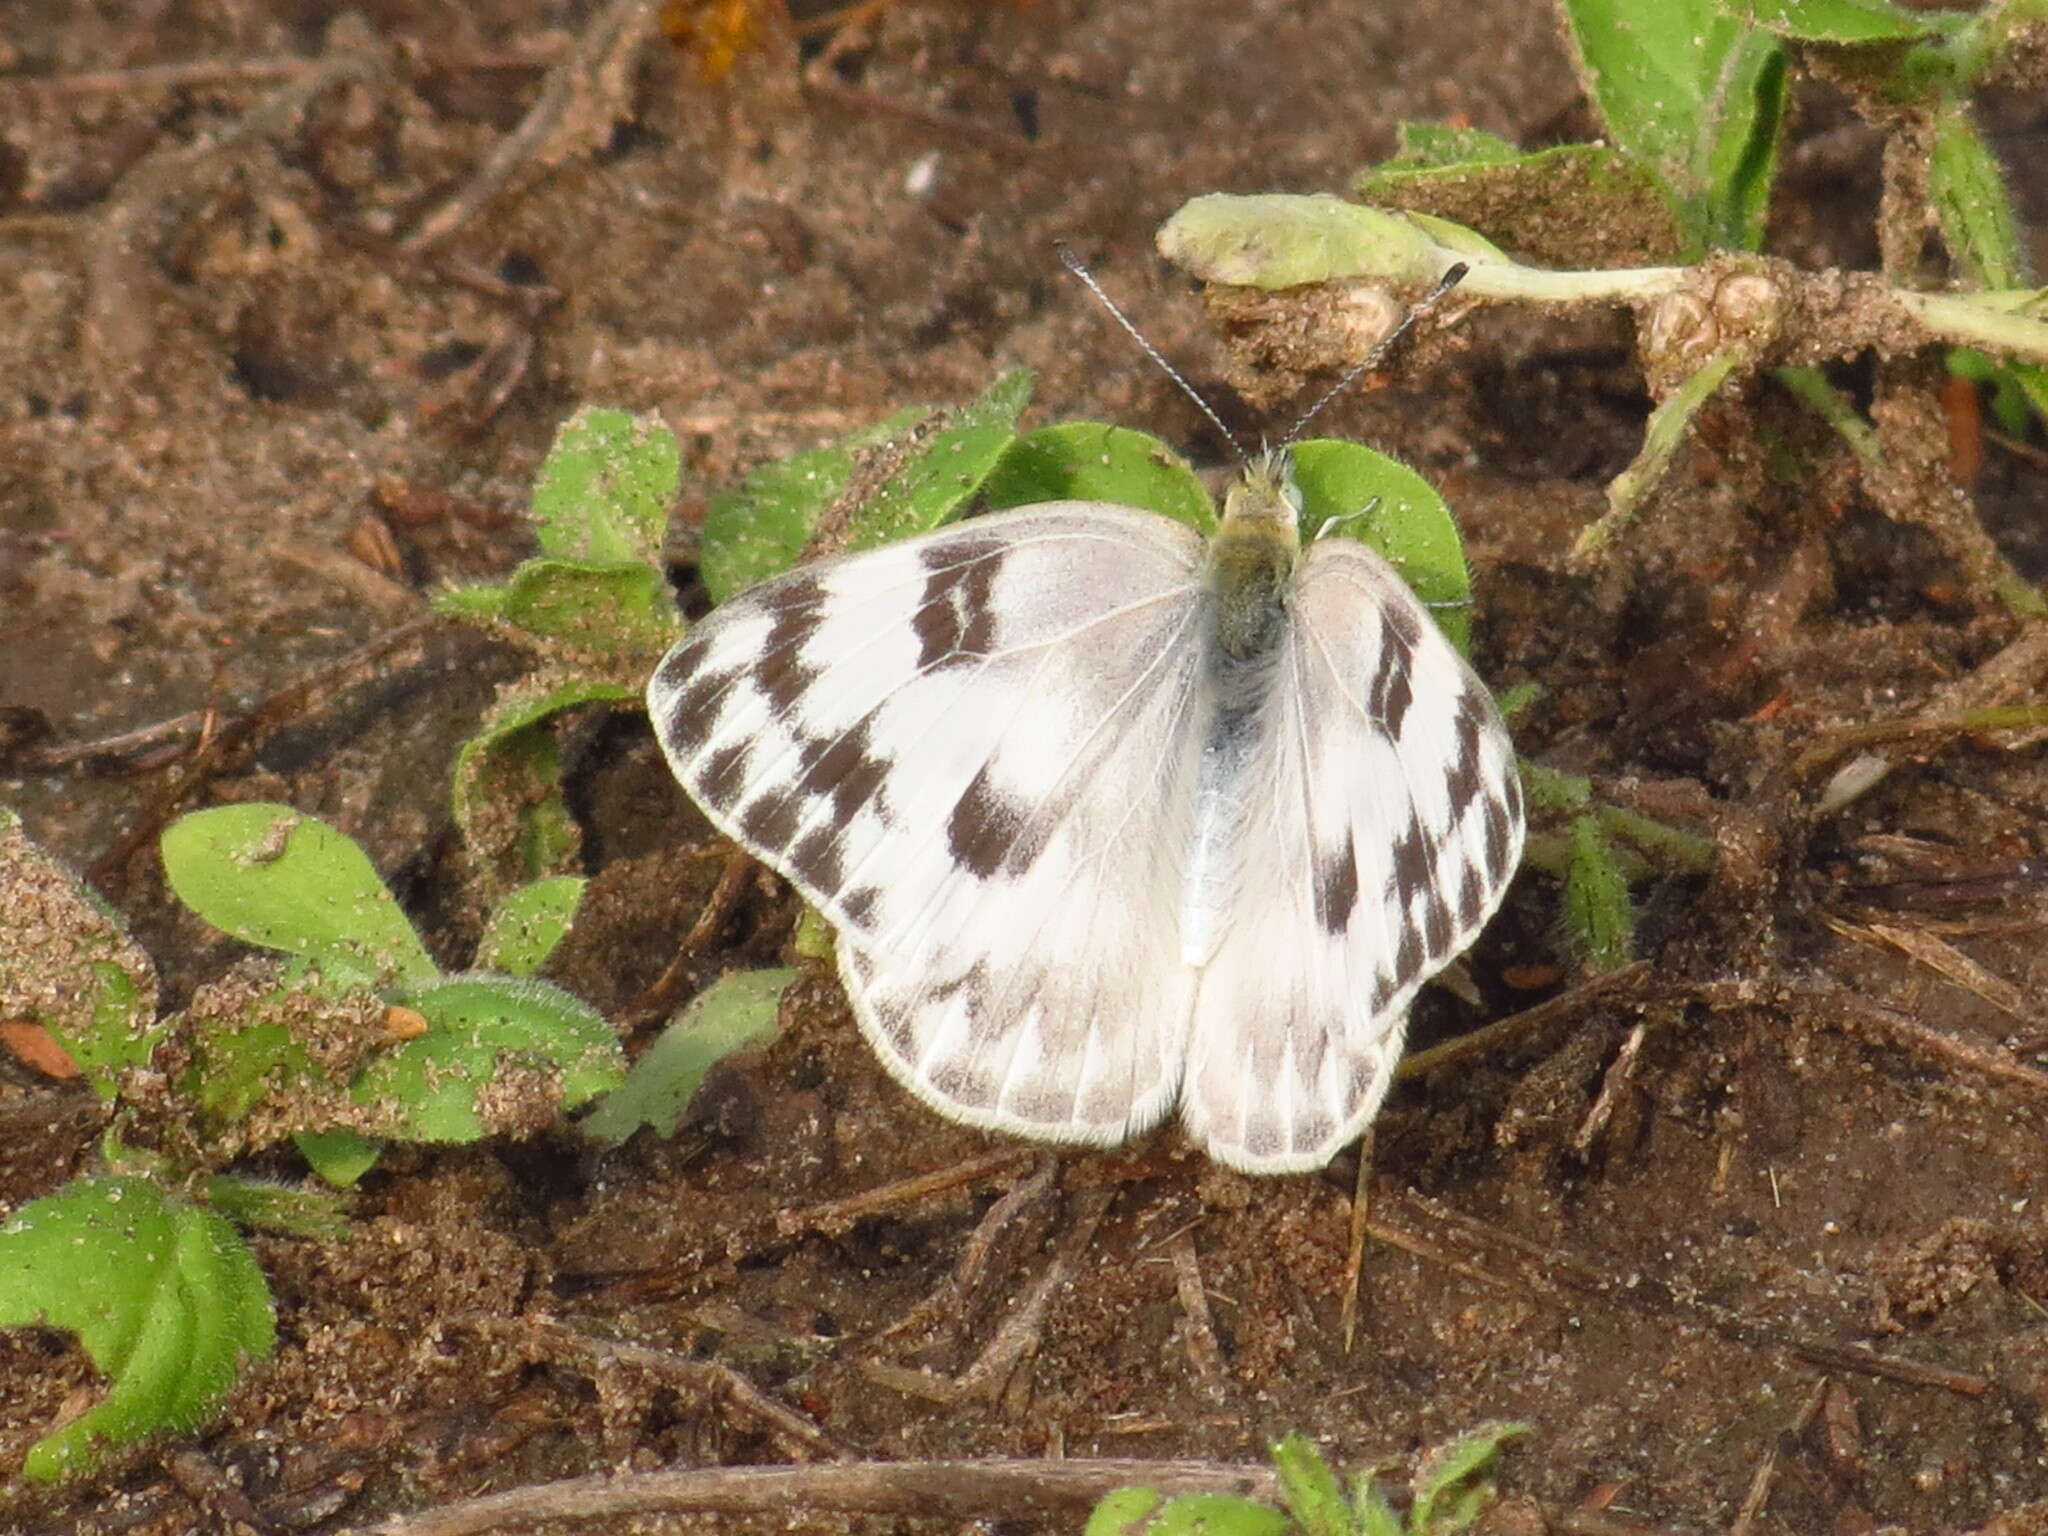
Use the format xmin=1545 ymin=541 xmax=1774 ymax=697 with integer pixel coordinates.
xmin=0 ymin=806 xmax=621 ymax=1478
xmin=1088 ymin=1423 xmax=1530 ymax=1536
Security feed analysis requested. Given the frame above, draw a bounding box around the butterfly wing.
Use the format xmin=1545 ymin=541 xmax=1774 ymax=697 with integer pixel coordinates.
xmin=1179 ymin=536 xmax=1525 ymax=1172
xmin=647 ymin=504 xmax=1211 ymax=1145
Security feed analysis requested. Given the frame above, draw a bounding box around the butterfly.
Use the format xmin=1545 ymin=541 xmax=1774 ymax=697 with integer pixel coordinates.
xmin=645 ymin=432 xmax=1525 ymax=1173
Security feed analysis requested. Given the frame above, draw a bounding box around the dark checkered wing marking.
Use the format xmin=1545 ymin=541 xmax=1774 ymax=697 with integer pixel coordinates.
xmin=1179 ymin=535 xmax=1524 ymax=1173
xmin=647 ymin=504 xmax=1213 ymax=1145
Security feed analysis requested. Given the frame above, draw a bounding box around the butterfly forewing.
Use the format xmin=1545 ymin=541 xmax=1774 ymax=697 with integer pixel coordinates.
xmin=1179 ymin=537 xmax=1524 ymax=1172
xmin=648 ymin=504 xmax=1213 ymax=1142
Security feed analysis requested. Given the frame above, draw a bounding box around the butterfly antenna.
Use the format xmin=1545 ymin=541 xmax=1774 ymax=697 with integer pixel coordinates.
xmin=1279 ymin=261 xmax=1471 ymax=447
xmin=1057 ymin=241 xmax=1248 ymax=465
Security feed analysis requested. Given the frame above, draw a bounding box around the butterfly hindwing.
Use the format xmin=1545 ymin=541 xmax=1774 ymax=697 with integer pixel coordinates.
xmin=1179 ymin=535 xmax=1525 ymax=1172
xmin=648 ymin=504 xmax=1213 ymax=1142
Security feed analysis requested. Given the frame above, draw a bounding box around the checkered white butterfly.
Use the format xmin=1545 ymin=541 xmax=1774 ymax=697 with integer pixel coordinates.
xmin=647 ymin=264 xmax=1524 ymax=1173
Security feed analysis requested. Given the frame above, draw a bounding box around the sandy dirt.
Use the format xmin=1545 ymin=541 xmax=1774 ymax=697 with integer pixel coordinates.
xmin=3 ymin=2 xmax=2048 ymax=1533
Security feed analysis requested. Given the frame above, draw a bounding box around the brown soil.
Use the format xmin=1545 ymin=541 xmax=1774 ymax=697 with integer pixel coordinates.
xmin=4 ymin=3 xmax=2048 ymax=1534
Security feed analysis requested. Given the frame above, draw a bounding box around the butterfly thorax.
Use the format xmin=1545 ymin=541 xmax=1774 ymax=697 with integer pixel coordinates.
xmin=1206 ymin=451 xmax=1303 ymax=664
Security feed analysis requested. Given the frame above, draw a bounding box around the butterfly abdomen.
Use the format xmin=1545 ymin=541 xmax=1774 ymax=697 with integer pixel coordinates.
xmin=1181 ymin=497 xmax=1299 ymax=965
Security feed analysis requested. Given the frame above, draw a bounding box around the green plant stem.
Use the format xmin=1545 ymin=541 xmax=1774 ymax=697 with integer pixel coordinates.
xmin=1450 ymin=261 xmax=1685 ymax=305
xmin=1522 ymin=832 xmax=1651 ymax=883
xmin=1773 ymin=365 xmax=1882 ymax=470
xmin=1577 ymin=350 xmax=1743 ymax=555
xmin=1595 ymin=804 xmax=1716 ymax=873
xmin=1895 ymin=289 xmax=2048 ymax=364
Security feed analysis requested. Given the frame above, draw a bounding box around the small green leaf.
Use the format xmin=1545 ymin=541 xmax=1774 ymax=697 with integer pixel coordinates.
xmin=1157 ymin=193 xmax=1449 ymax=289
xmin=436 ymin=559 xmax=679 ymax=658
xmin=353 ymin=975 xmax=625 ymax=1143
xmin=792 ymin=904 xmax=836 ymax=962
xmin=1270 ymin=1432 xmax=1353 ymax=1536
xmin=1557 ymin=0 xmax=1787 ymax=251
xmin=180 ymin=1017 xmax=321 ymax=1130
xmin=477 ymin=876 xmax=587 ymax=978
xmin=1354 ymin=1476 xmax=1405 ymax=1536
xmin=530 ymin=406 xmax=681 ymax=565
xmin=1947 ymin=349 xmax=2039 ymax=436
xmin=1564 ymin=815 xmax=1637 ymax=973
xmin=1086 ymin=1487 xmax=1165 ymax=1536
xmin=1410 ymin=1421 xmax=1530 ymax=1534
xmin=161 ymin=805 xmax=435 ymax=993
xmin=1735 ymin=0 xmax=1942 ymax=42
xmin=0 ymin=1176 xmax=274 ymax=1480
xmin=843 ymin=370 xmax=1033 ymax=552
xmin=1290 ymin=439 xmax=1473 ymax=653
xmin=1929 ymin=99 xmax=2029 ymax=290
xmin=1360 ymin=134 xmax=1685 ymax=265
xmin=1387 ymin=121 xmax=1522 ymax=167
xmin=451 ymin=677 xmax=642 ymax=895
xmin=204 ymin=1174 xmax=351 ymax=1241
xmin=982 ymin=423 xmax=1215 ymax=534
xmin=699 ymin=405 xmax=931 ymax=602
xmin=294 ymin=1127 xmax=383 ymax=1187
xmin=0 ymin=808 xmax=163 ymax=1098
xmin=582 ymin=967 xmax=798 ymax=1145
xmin=1131 ymin=1493 xmax=1295 ymax=1536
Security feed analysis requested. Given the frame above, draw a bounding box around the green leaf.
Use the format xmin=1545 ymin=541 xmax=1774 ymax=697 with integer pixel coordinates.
xmin=1270 ymin=1432 xmax=1353 ymax=1536
xmin=1086 ymin=1488 xmax=1166 ymax=1536
xmin=451 ymin=677 xmax=642 ymax=894
xmin=1948 ymin=348 xmax=2038 ymax=435
xmin=842 ymin=370 xmax=1033 ymax=552
xmin=1157 ymin=193 xmax=1451 ymax=289
xmin=353 ymin=975 xmax=625 ymax=1143
xmin=1290 ymin=439 xmax=1474 ymax=653
xmin=0 ymin=808 xmax=163 ymax=1097
xmin=0 ymin=1176 xmax=274 ymax=1480
xmin=1129 ymin=1493 xmax=1295 ymax=1536
xmin=699 ymin=405 xmax=933 ymax=602
xmin=1557 ymin=0 xmax=1787 ymax=251
xmin=982 ymin=423 xmax=1216 ymax=534
xmin=1360 ymin=135 xmax=1686 ymax=266
xmin=1387 ymin=121 xmax=1522 ymax=167
xmin=436 ymin=558 xmax=679 ymax=658
xmin=792 ymin=904 xmax=836 ymax=962
xmin=529 ymin=406 xmax=681 ymax=565
xmin=2013 ymin=362 xmax=2048 ymax=435
xmin=1410 ymin=1421 xmax=1530 ymax=1534
xmin=477 ymin=876 xmax=587 ymax=978
xmin=698 ymin=374 xmax=1032 ymax=599
xmin=1564 ymin=815 xmax=1637 ymax=972
xmin=1949 ymin=0 xmax=2048 ymax=86
xmin=294 ymin=1127 xmax=383 ymax=1187
xmin=1354 ymin=1476 xmax=1405 ymax=1536
xmin=582 ymin=967 xmax=798 ymax=1145
xmin=1929 ymin=99 xmax=2029 ymax=290
xmin=204 ymin=1174 xmax=351 ymax=1241
xmin=161 ymin=805 xmax=435 ymax=994
xmin=1735 ymin=0 xmax=1944 ymax=42
xmin=180 ymin=1017 xmax=321 ymax=1131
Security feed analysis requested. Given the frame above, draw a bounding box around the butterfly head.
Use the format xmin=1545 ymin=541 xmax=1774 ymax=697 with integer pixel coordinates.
xmin=1219 ymin=447 xmax=1304 ymax=542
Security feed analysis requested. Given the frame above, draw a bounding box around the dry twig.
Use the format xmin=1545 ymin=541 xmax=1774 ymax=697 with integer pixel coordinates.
xmin=399 ymin=0 xmax=653 ymax=253
xmin=339 ymin=1457 xmax=1281 ymax=1536
xmin=86 ymin=616 xmax=440 ymax=888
